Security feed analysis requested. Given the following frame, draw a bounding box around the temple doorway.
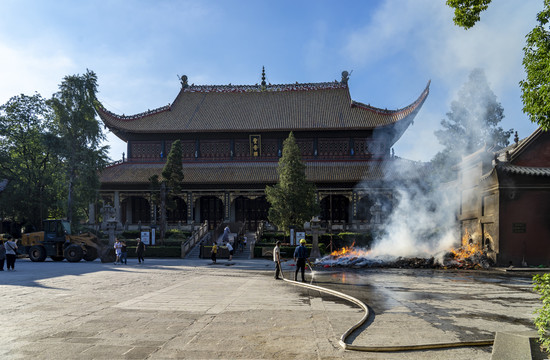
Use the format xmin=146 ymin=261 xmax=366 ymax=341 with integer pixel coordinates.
xmin=234 ymin=196 xmax=269 ymax=231
xmin=199 ymin=196 xmax=223 ymax=229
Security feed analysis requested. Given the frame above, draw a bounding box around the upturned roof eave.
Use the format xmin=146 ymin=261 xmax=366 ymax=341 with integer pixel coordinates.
xmin=96 ymin=79 xmax=431 ymax=141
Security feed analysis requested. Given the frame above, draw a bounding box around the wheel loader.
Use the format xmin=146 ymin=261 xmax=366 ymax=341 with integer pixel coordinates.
xmin=20 ymin=219 xmax=112 ymax=262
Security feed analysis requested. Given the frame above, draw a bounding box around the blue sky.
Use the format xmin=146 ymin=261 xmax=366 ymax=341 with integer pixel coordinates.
xmin=0 ymin=0 xmax=542 ymax=162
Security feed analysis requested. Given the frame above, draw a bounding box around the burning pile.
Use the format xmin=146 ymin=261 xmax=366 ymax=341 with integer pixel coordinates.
xmin=315 ymin=237 xmax=495 ymax=270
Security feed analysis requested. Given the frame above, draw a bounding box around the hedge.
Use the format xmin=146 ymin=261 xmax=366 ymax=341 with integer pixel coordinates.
xmin=533 ymin=273 xmax=550 ymax=354
xmin=254 ymin=244 xmax=326 ymax=258
xmin=123 ymin=246 xmax=181 ymax=258
xmin=259 ymin=231 xmax=373 ymax=251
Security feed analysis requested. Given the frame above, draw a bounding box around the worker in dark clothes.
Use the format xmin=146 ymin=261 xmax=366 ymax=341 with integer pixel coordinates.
xmin=294 ymin=239 xmax=308 ymax=282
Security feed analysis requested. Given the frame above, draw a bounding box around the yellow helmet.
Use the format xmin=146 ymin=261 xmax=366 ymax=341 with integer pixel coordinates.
xmin=300 ymin=239 xmax=306 ymax=244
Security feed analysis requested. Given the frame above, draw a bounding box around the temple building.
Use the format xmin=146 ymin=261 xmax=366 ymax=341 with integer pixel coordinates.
xmin=96 ymin=70 xmax=430 ymax=232
xmin=456 ymin=127 xmax=550 ymax=266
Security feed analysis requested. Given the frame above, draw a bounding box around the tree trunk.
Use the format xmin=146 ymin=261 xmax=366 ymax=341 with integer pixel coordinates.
xmin=67 ymin=168 xmax=76 ymax=226
xmin=160 ymin=182 xmax=167 ymax=245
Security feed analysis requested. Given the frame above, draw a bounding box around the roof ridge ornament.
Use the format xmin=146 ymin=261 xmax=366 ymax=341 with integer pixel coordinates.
xmin=261 ymin=66 xmax=267 ymax=91
xmin=179 ymin=74 xmax=188 ymax=89
xmin=341 ymin=70 xmax=352 ymax=85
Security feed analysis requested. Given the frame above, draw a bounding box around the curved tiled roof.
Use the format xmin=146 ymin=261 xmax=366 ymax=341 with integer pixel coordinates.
xmin=498 ymin=164 xmax=550 ymax=177
xmin=97 ymin=80 xmax=430 ymax=139
xmin=100 ymin=160 xmax=403 ymax=186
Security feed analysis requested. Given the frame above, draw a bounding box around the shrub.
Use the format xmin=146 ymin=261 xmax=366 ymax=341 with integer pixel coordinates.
xmin=253 ymin=244 xmax=327 ymax=258
xmin=260 ymin=232 xmax=285 ymax=243
xmin=165 ymin=229 xmax=191 ymax=239
xmin=120 ymin=230 xmax=141 ymax=239
xmin=533 ymin=273 xmax=550 ymax=353
xmin=125 ymin=246 xmax=181 ymax=258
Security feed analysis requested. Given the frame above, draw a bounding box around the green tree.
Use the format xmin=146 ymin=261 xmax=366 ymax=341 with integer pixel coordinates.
xmin=520 ymin=1 xmax=550 ymax=130
xmin=432 ymin=69 xmax=513 ymax=180
xmin=48 ymin=70 xmax=109 ymax=227
xmin=162 ymin=140 xmax=184 ymax=199
xmin=0 ymin=94 xmax=63 ymax=230
xmin=447 ymin=0 xmax=550 ymax=130
xmin=534 ymin=273 xmax=550 ymax=352
xmin=446 ymin=0 xmax=492 ymax=30
xmin=159 ymin=140 xmax=185 ymax=242
xmin=265 ymin=132 xmax=319 ymax=235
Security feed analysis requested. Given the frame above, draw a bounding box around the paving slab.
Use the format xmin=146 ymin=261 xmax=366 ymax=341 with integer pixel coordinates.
xmin=0 ymin=257 xmax=545 ymax=359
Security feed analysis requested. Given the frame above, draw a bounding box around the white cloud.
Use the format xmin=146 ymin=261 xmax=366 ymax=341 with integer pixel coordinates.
xmin=0 ymin=42 xmax=76 ymax=104
xmin=343 ymin=0 xmax=542 ymax=161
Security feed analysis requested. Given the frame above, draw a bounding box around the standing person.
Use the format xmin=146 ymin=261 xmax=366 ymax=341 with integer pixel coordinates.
xmin=136 ymin=237 xmax=146 ymax=264
xmin=121 ymin=241 xmax=128 ymax=265
xmin=5 ymin=235 xmax=17 ymax=271
xmin=113 ymin=238 xmax=122 ymax=265
xmin=226 ymin=241 xmax=234 ymax=262
xmin=211 ymin=242 xmax=218 ymax=264
xmin=273 ymin=241 xmax=282 ymax=280
xmin=293 ymin=238 xmax=308 ymax=282
xmin=0 ymin=240 xmax=5 ymax=271
xmin=222 ymin=226 xmax=230 ymax=242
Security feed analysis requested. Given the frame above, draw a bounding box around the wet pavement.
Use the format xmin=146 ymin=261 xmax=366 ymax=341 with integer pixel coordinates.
xmin=0 ymin=257 xmax=543 ymax=359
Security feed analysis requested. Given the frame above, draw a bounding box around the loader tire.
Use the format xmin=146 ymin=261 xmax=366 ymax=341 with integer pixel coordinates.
xmin=100 ymin=248 xmax=115 ymax=263
xmin=64 ymin=245 xmax=83 ymax=262
xmin=83 ymin=246 xmax=98 ymax=261
xmin=29 ymin=245 xmax=47 ymax=262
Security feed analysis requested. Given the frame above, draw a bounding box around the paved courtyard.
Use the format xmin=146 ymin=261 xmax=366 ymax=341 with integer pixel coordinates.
xmin=0 ymin=257 xmax=543 ymax=359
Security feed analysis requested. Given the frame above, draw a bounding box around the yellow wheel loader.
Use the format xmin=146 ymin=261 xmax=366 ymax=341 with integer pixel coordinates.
xmin=20 ymin=219 xmax=112 ymax=262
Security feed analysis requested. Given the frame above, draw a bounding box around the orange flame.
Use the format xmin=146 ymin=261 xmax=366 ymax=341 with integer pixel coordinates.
xmin=450 ymin=229 xmax=484 ymax=260
xmin=330 ymin=242 xmax=371 ymax=258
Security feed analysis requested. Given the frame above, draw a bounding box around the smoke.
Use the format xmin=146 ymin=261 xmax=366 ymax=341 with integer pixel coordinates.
xmin=355 ymin=159 xmax=459 ymax=262
xmin=350 ymin=69 xmax=506 ymax=262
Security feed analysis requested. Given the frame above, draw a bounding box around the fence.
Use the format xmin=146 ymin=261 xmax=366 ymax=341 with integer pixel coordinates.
xmin=180 ymin=221 xmax=209 ymax=258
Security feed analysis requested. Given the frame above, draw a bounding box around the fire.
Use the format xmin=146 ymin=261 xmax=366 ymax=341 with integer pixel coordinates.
xmin=450 ymin=241 xmax=484 ymax=259
xmin=445 ymin=229 xmax=492 ymax=269
xmin=450 ymin=229 xmax=484 ymax=258
xmin=330 ymin=242 xmax=371 ymax=258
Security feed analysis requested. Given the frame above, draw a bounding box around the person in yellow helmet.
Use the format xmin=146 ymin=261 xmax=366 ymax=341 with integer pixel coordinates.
xmin=293 ymin=238 xmax=308 ymax=282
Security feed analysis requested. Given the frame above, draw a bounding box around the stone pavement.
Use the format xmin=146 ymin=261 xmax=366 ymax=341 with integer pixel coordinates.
xmin=0 ymin=257 xmax=544 ymax=359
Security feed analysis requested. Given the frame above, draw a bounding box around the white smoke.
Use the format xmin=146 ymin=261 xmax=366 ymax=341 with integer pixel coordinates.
xmin=349 ymin=69 xmax=507 ymax=262
xmin=355 ymin=160 xmax=460 ymax=262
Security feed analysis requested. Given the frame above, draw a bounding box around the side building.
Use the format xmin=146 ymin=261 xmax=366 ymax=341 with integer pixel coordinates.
xmin=456 ymin=127 xmax=550 ymax=266
xmin=96 ymin=71 xmax=430 ymax=232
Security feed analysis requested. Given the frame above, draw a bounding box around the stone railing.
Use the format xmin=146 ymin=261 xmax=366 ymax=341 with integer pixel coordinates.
xmin=181 ymin=221 xmax=209 ymax=258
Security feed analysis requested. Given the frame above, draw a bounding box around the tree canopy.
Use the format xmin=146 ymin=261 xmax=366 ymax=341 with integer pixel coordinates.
xmin=446 ymin=0 xmax=492 ymax=30
xmin=48 ymin=69 xmax=109 ymax=227
xmin=265 ymin=132 xmax=319 ymax=233
xmin=432 ymin=69 xmax=513 ymax=180
xmin=446 ymin=0 xmax=550 ymax=130
xmin=0 ymin=94 xmax=63 ymax=229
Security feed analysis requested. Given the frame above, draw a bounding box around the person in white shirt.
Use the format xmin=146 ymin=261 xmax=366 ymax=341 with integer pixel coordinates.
xmin=113 ymin=238 xmax=122 ymax=265
xmin=273 ymin=241 xmax=281 ymax=280
xmin=4 ymin=236 xmax=17 ymax=271
xmin=226 ymin=241 xmax=234 ymax=261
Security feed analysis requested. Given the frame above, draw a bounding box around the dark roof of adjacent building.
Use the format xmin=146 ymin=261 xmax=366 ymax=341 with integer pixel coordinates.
xmin=477 ymin=127 xmax=550 ymax=181
xmin=97 ymin=78 xmax=430 ymax=142
xmin=498 ymin=164 xmax=550 ymax=177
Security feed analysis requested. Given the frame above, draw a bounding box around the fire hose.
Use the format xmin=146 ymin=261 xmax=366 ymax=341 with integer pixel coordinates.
xmin=279 ymin=260 xmax=494 ymax=352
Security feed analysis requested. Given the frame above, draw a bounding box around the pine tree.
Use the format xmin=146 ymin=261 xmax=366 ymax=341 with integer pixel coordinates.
xmin=265 ymin=132 xmax=319 ymax=234
xmin=49 ymin=69 xmax=109 ymax=226
xmin=158 ymin=140 xmax=184 ymax=242
xmin=432 ymin=69 xmax=513 ymax=181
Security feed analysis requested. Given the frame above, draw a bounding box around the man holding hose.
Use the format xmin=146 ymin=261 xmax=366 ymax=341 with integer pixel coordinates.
xmin=294 ymin=238 xmax=308 ymax=282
